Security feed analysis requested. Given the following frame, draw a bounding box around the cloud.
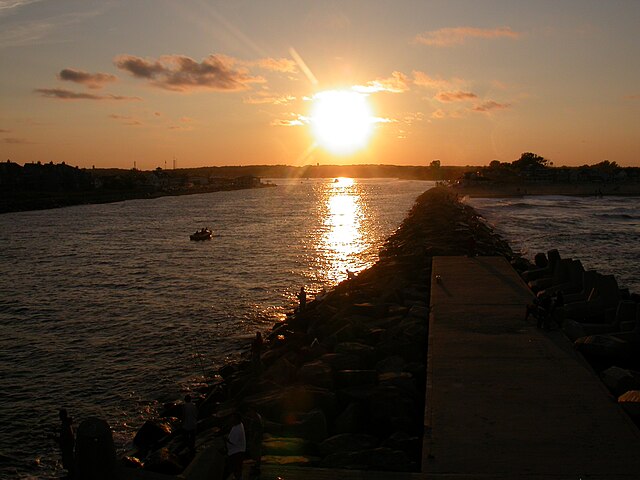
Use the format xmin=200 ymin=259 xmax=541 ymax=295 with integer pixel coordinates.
xmin=431 ymin=109 xmax=446 ymax=119
xmin=413 ymin=71 xmax=463 ymax=91
xmin=0 ymin=128 xmax=11 ymax=133
xmin=58 ymin=68 xmax=117 ymax=89
xmin=35 ymin=88 xmax=140 ymax=101
xmin=624 ymin=94 xmax=640 ymax=100
xmin=3 ymin=137 xmax=33 ymax=144
xmin=271 ymin=114 xmax=307 ymax=127
xmin=353 ymin=71 xmax=410 ymax=94
xmin=414 ymin=26 xmax=522 ymax=47
xmin=472 ymin=100 xmax=511 ymax=112
xmin=435 ymin=91 xmax=478 ymax=102
xmin=108 ymin=114 xmax=142 ymax=125
xmin=0 ymin=0 xmax=43 ymax=15
xmin=252 ymin=57 xmax=298 ymax=73
xmin=243 ymin=92 xmax=295 ymax=105
xmin=114 ymin=53 xmax=265 ymax=92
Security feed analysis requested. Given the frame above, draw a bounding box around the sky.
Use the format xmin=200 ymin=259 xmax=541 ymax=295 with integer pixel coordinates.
xmin=0 ymin=0 xmax=638 ymax=169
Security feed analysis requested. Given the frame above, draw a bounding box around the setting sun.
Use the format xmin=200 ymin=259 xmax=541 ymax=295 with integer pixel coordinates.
xmin=310 ymin=90 xmax=375 ymax=155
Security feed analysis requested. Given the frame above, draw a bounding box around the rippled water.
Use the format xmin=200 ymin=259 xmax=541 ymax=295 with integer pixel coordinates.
xmin=0 ymin=178 xmax=433 ymax=478
xmin=467 ymin=195 xmax=640 ymax=294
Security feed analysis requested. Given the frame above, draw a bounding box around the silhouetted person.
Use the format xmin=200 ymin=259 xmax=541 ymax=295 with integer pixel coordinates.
xmin=224 ymin=412 xmax=246 ymax=480
xmin=250 ymin=332 xmax=264 ymax=373
xmin=297 ymin=287 xmax=306 ymax=311
xmin=57 ymin=408 xmax=75 ymax=479
xmin=243 ymin=408 xmax=263 ymax=478
xmin=183 ymin=395 xmax=198 ymax=456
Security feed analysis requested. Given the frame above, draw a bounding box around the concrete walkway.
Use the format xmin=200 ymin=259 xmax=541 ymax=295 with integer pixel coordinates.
xmin=424 ymin=256 xmax=640 ymax=478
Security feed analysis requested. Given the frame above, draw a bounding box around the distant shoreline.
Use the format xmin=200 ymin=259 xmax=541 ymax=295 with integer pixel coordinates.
xmin=450 ymin=182 xmax=640 ymax=198
xmin=0 ymin=183 xmax=275 ymax=215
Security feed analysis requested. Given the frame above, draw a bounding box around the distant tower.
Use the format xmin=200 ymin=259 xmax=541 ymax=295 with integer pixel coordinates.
xmin=173 ymin=156 xmax=176 ymax=169
xmin=134 ymin=161 xmax=137 ymax=170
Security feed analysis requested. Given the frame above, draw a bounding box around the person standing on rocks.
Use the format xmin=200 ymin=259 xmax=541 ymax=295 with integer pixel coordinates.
xmin=243 ymin=407 xmax=263 ymax=478
xmin=224 ymin=412 xmax=246 ymax=480
xmin=250 ymin=332 xmax=264 ymax=373
xmin=297 ymin=286 xmax=306 ymax=311
xmin=56 ymin=408 xmax=75 ymax=479
xmin=182 ymin=394 xmax=198 ymax=456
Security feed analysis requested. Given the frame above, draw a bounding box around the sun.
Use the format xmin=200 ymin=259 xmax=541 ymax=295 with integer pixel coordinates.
xmin=310 ymin=90 xmax=374 ymax=155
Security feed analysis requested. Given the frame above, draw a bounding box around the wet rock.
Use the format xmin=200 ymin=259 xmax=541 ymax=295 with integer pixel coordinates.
xmin=121 ymin=455 xmax=143 ymax=468
xmin=575 ymin=334 xmax=633 ymax=364
xmin=261 ymin=455 xmax=319 ymax=466
xmin=263 ymin=356 xmax=298 ymax=385
xmin=375 ymin=355 xmax=406 ymax=373
xmin=244 ymin=385 xmax=337 ymax=420
xmin=601 ymin=367 xmax=640 ymax=396
xmin=76 ymin=417 xmax=117 ymax=480
xmin=382 ymin=431 xmax=421 ymax=458
xmin=350 ymin=303 xmax=389 ymax=317
xmin=133 ymin=419 xmax=171 ymax=451
xmin=619 ymin=390 xmax=640 ymax=425
xmin=265 ymin=409 xmax=328 ymax=443
xmin=143 ymin=447 xmax=184 ymax=475
xmin=334 ymin=342 xmax=376 ymax=367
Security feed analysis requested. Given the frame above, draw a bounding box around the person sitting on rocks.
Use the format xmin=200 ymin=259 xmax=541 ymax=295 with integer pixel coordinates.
xmin=297 ymin=287 xmax=306 ymax=312
xmin=56 ymin=408 xmax=75 ymax=479
xmin=250 ymin=332 xmax=264 ymax=373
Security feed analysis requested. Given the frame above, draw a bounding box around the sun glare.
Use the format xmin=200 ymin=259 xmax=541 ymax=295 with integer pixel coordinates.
xmin=310 ymin=90 xmax=374 ymax=155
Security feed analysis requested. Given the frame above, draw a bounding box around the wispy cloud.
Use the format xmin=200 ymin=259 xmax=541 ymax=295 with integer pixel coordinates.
xmin=353 ymin=71 xmax=410 ymax=94
xmin=0 ymin=128 xmax=11 ymax=133
xmin=624 ymin=94 xmax=640 ymax=101
xmin=35 ymin=88 xmax=140 ymax=101
xmin=243 ymin=92 xmax=295 ymax=105
xmin=0 ymin=0 xmax=43 ymax=15
xmin=435 ymin=91 xmax=478 ymax=102
xmin=414 ymin=26 xmax=521 ymax=47
xmin=0 ymin=9 xmax=103 ymax=47
xmin=251 ymin=57 xmax=298 ymax=73
xmin=271 ymin=114 xmax=307 ymax=127
xmin=3 ymin=137 xmax=33 ymax=144
xmin=472 ymin=100 xmax=511 ymax=112
xmin=114 ymin=54 xmax=265 ymax=92
xmin=108 ymin=114 xmax=142 ymax=125
xmin=59 ymin=68 xmax=117 ymax=89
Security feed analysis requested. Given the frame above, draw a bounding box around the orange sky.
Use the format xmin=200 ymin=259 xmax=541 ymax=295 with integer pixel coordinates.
xmin=1 ymin=1 xmax=639 ymax=168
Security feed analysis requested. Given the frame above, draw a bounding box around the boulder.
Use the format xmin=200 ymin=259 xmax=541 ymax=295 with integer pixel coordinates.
xmin=133 ymin=419 xmax=172 ymax=450
xmin=575 ymin=334 xmax=633 ymax=364
xmin=262 ymin=436 xmax=309 ymax=456
xmin=320 ymin=447 xmax=411 ymax=471
xmin=76 ymin=418 xmax=117 ymax=480
xmin=244 ymin=386 xmax=337 ymax=420
xmin=143 ymin=447 xmax=184 ymax=475
xmin=319 ymin=353 xmax=361 ymax=371
xmin=261 ymin=455 xmax=318 ymax=466
xmin=298 ymin=360 xmax=333 ymax=389
xmin=332 ymin=402 xmax=366 ymax=434
xmin=618 ymin=390 xmax=640 ymax=425
xmin=335 ymin=370 xmax=378 ymax=388
xmin=375 ymin=355 xmax=406 ymax=373
xmin=601 ymin=367 xmax=640 ymax=396
xmin=263 ymin=356 xmax=298 ymax=385
xmin=350 ymin=303 xmax=389 ymax=317
xmin=318 ymin=433 xmax=379 ymax=457
xmin=334 ymin=342 xmax=376 ymax=367
xmin=264 ymin=409 xmax=328 ymax=443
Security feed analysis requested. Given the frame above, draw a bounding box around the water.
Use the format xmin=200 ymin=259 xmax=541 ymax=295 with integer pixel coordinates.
xmin=0 ymin=178 xmax=433 ymax=478
xmin=467 ymin=195 xmax=640 ymax=294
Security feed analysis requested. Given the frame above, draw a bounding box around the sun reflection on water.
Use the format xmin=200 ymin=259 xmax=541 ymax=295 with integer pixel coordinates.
xmin=317 ymin=177 xmax=369 ymax=284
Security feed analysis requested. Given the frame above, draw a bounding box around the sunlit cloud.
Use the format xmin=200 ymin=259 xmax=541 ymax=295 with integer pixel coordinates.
xmin=413 ymin=71 xmax=464 ymax=90
xmin=353 ymin=71 xmax=410 ymax=93
xmin=472 ymin=100 xmax=511 ymax=112
xmin=114 ymin=53 xmax=265 ymax=92
xmin=251 ymin=57 xmax=298 ymax=73
xmin=243 ymin=92 xmax=296 ymax=105
xmin=435 ymin=91 xmax=478 ymax=102
xmin=0 ymin=0 xmax=43 ymax=14
xmin=271 ymin=114 xmax=307 ymax=127
xmin=431 ymin=109 xmax=446 ymax=119
xmin=0 ymin=128 xmax=11 ymax=133
xmin=59 ymin=68 xmax=117 ymax=89
xmin=108 ymin=114 xmax=142 ymax=125
xmin=624 ymin=94 xmax=640 ymax=100
xmin=35 ymin=88 xmax=140 ymax=101
xmin=414 ymin=26 xmax=522 ymax=47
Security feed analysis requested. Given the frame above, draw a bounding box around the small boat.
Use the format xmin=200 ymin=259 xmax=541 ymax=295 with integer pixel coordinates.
xmin=190 ymin=228 xmax=213 ymax=241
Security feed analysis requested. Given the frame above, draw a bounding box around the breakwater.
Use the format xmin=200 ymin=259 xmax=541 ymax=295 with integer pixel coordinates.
xmin=116 ymin=187 xmax=525 ymax=476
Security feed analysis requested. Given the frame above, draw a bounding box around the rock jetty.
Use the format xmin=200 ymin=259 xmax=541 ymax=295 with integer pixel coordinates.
xmin=118 ymin=187 xmax=526 ymax=476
